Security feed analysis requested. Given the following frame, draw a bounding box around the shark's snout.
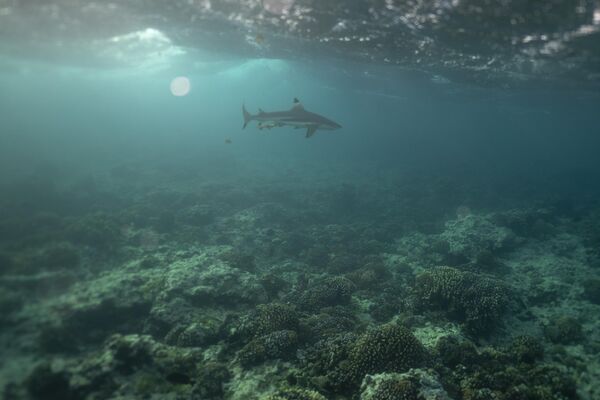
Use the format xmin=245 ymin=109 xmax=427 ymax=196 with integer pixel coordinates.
xmin=324 ymin=121 xmax=342 ymax=130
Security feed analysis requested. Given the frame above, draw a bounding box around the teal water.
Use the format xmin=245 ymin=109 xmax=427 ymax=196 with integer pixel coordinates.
xmin=3 ymin=57 xmax=599 ymax=195
xmin=1 ymin=2 xmax=600 ymax=400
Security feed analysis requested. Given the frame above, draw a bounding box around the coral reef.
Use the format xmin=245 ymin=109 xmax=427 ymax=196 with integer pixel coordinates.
xmin=235 ymin=303 xmax=300 ymax=339
xmin=297 ymin=276 xmax=356 ymax=311
xmin=361 ymin=375 xmax=419 ymax=400
xmin=231 ymin=303 xmax=302 ymax=366
xmin=238 ymin=330 xmax=298 ymax=366
xmin=38 ymin=243 xmax=80 ymax=270
xmin=360 ymin=369 xmax=451 ymax=400
xmin=435 ymin=335 xmax=579 ymax=400
xmin=508 ymin=335 xmax=545 ymax=363
xmin=163 ymin=319 xmax=222 ymax=347
xmin=582 ymin=278 xmax=600 ymax=304
xmin=544 ymin=316 xmax=584 ymax=345
xmin=303 ymin=306 xmax=357 ymax=340
xmin=38 ymin=271 xmax=153 ymax=352
xmin=303 ymin=324 xmax=425 ymax=393
xmin=1 ymin=168 xmax=599 ymax=400
xmin=0 ymin=289 xmax=22 ymax=321
xmin=265 ymin=387 xmax=327 ymax=400
xmin=65 ymin=213 xmax=122 ymax=250
xmin=220 ymin=249 xmax=257 ymax=272
xmin=301 ymin=332 xmax=358 ymax=385
xmin=193 ymin=362 xmax=231 ymax=399
xmin=346 ymin=324 xmax=426 ymax=380
xmin=440 ymin=214 xmax=515 ymax=266
xmin=0 ymin=252 xmax=14 ymax=274
xmin=415 ymin=266 xmax=511 ymax=334
xmin=24 ymin=334 xmax=216 ymax=399
xmin=25 ymin=363 xmax=71 ymax=400
xmin=162 ymin=256 xmax=268 ymax=305
xmin=434 ymin=335 xmax=479 ymax=368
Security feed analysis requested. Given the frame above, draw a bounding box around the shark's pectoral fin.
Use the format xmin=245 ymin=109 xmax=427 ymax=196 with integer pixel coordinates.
xmin=305 ymin=125 xmax=318 ymax=138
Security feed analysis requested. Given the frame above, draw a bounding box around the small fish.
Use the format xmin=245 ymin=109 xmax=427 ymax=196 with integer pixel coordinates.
xmin=225 ymin=138 xmax=232 ymax=144
xmin=242 ymin=98 xmax=342 ymax=138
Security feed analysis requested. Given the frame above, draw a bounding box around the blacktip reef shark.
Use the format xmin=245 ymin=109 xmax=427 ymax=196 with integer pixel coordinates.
xmin=242 ymin=98 xmax=342 ymax=138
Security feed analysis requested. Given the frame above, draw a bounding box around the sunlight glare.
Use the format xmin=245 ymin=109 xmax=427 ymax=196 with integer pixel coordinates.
xmin=170 ymin=76 xmax=191 ymax=96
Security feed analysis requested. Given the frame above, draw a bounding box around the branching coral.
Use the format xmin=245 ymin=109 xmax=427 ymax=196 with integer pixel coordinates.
xmin=415 ymin=266 xmax=510 ymax=334
xmin=347 ymin=324 xmax=426 ymax=379
xmin=233 ymin=302 xmax=301 ymax=366
xmin=298 ymin=276 xmax=356 ymax=311
xmin=307 ymin=324 xmax=425 ymax=393
xmin=238 ymin=329 xmax=298 ymax=366
xmin=238 ymin=302 xmax=300 ymax=339
xmin=265 ymin=386 xmax=327 ymax=400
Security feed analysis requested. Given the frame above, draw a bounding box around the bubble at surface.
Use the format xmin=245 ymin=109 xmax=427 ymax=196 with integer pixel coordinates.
xmin=170 ymin=76 xmax=190 ymax=96
xmin=262 ymin=0 xmax=294 ymax=15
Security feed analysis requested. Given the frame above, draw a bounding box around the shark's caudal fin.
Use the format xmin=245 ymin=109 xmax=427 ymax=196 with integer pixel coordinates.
xmin=242 ymin=104 xmax=252 ymax=129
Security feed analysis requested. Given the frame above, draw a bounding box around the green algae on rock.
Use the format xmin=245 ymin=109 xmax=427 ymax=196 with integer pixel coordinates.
xmin=162 ymin=255 xmax=268 ymax=306
xmin=440 ymin=214 xmax=515 ymax=267
xmin=65 ymin=213 xmax=123 ymax=250
xmin=25 ymin=334 xmax=219 ymax=400
xmin=38 ymin=242 xmax=81 ymax=270
xmin=37 ymin=270 xmax=153 ymax=352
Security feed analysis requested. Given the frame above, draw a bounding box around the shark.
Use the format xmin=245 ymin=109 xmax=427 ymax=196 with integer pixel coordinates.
xmin=242 ymin=98 xmax=342 ymax=138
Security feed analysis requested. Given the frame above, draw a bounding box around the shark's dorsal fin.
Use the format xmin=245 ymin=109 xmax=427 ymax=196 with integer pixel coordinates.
xmin=305 ymin=125 xmax=317 ymax=138
xmin=292 ymin=97 xmax=304 ymax=111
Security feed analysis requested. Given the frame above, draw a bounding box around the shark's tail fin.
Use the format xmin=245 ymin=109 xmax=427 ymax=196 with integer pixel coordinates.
xmin=242 ymin=104 xmax=252 ymax=129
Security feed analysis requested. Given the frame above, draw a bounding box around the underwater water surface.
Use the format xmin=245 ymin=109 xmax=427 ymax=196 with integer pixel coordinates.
xmin=1 ymin=1 xmax=600 ymax=400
